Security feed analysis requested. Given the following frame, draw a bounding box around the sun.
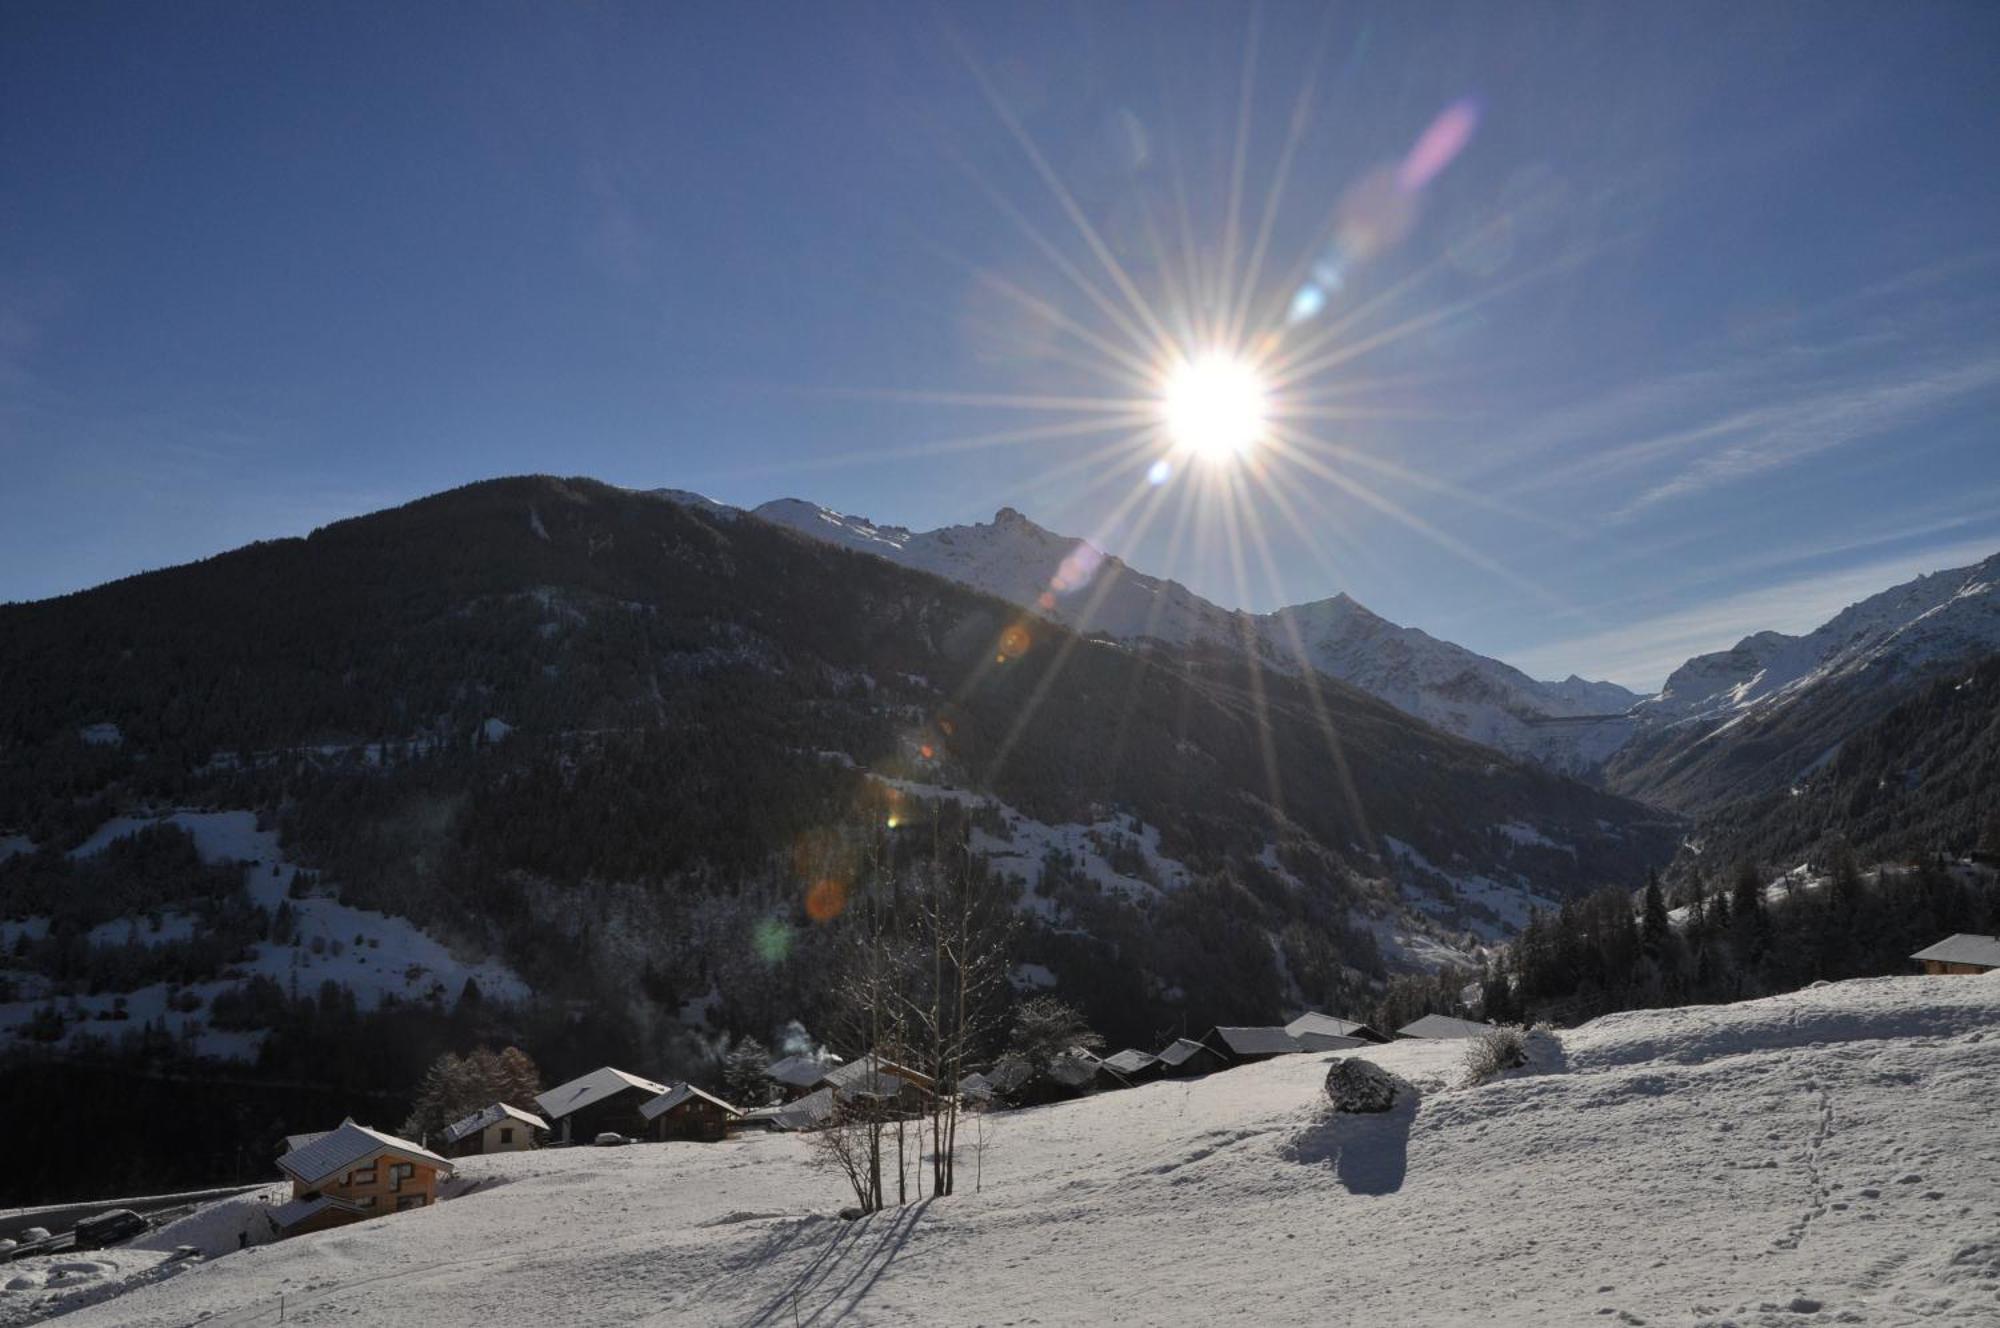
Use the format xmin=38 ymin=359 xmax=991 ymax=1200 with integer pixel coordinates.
xmin=1160 ymin=352 xmax=1269 ymax=463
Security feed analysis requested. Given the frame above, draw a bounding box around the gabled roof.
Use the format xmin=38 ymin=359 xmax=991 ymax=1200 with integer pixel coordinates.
xmin=1209 ymin=1026 xmax=1304 ymax=1057
xmin=742 ymin=1086 xmax=834 ymax=1131
xmin=269 ymin=1193 xmax=364 ymax=1229
xmin=1398 ymin=1013 xmax=1497 ymax=1040
xmin=441 ymin=1101 xmax=549 ymax=1145
xmin=766 ymin=1053 xmax=839 ymax=1088
xmin=1911 ymin=933 xmax=2000 ymax=968
xmin=1103 ymin=1049 xmax=1159 ymax=1074
xmin=1155 ymin=1037 xmax=1217 ymax=1067
xmin=1285 ymin=1012 xmax=1369 ymax=1041
xmin=639 ymin=1083 xmax=742 ymax=1121
xmin=281 ymin=1130 xmax=332 ymax=1155
xmin=1292 ymin=1032 xmax=1367 ymax=1053
xmin=533 ymin=1066 xmax=671 ymax=1121
xmin=821 ymin=1057 xmax=932 ymax=1093
xmin=1048 ymin=1052 xmax=1102 ymax=1087
xmin=275 ymin=1121 xmax=453 ymax=1188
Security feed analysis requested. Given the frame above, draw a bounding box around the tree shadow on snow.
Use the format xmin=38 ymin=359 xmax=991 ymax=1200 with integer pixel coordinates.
xmin=739 ymin=1198 xmax=934 ymax=1327
xmin=1284 ymin=1097 xmax=1417 ymax=1196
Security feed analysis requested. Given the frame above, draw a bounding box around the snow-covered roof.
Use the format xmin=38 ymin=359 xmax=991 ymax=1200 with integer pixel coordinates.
xmin=1285 ymin=1012 xmax=1374 ymax=1041
xmin=1911 ymin=933 xmax=2000 ymax=969
xmin=1210 ymin=1026 xmax=1304 ymax=1058
xmin=275 ymin=1121 xmax=453 ymax=1188
xmin=1292 ymin=1032 xmax=1367 ymax=1053
xmin=269 ymin=1194 xmax=363 ymax=1230
xmin=741 ymin=1086 xmax=834 ymax=1131
xmin=822 ymin=1057 xmax=930 ymax=1093
xmin=765 ymin=1053 xmax=839 ymax=1088
xmin=1397 ymin=1014 xmax=1497 ymax=1040
xmin=533 ymin=1066 xmax=671 ymax=1121
xmin=1103 ymin=1049 xmax=1158 ymax=1074
xmin=1155 ymin=1037 xmax=1216 ymax=1067
xmin=639 ymin=1083 xmax=742 ymax=1121
xmin=441 ymin=1101 xmax=549 ymax=1145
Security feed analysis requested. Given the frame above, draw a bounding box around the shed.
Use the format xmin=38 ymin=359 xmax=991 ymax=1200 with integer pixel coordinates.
xmin=1397 ymin=1013 xmax=1498 ymax=1040
xmin=533 ymin=1066 xmax=671 ymax=1143
xmin=440 ymin=1102 xmax=548 ymax=1157
xmin=1911 ymin=933 xmax=2000 ymax=975
xmin=639 ymin=1084 xmax=742 ymax=1142
xmin=1285 ymin=1011 xmax=1392 ymax=1046
xmin=1155 ymin=1036 xmax=1227 ymax=1078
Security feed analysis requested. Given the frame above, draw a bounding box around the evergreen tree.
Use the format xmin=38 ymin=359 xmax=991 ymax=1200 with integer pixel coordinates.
xmin=722 ymin=1035 xmax=773 ymax=1107
xmin=1641 ymin=869 xmax=1671 ymax=959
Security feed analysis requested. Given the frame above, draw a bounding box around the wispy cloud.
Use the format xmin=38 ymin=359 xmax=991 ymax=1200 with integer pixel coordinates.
xmin=1510 ymin=534 xmax=2000 ymax=691
xmin=1605 ymin=356 xmax=2000 ymax=519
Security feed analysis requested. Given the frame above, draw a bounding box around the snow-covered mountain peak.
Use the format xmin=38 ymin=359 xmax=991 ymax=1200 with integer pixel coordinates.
xmin=1641 ymin=549 xmax=2000 ymax=727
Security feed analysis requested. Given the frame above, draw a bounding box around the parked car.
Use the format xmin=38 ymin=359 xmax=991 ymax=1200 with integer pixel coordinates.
xmin=73 ymin=1209 xmax=147 ymax=1249
xmin=592 ymin=1132 xmax=630 ymax=1147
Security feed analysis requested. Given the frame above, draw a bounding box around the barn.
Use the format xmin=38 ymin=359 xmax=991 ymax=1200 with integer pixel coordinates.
xmin=1102 ymin=1049 xmax=1164 ymax=1084
xmin=640 ymin=1084 xmax=742 ymax=1142
xmin=1205 ymin=1026 xmax=1306 ymax=1064
xmin=1285 ymin=1011 xmax=1391 ymax=1046
xmin=1397 ymin=1013 xmax=1498 ymax=1040
xmin=1155 ymin=1036 xmax=1227 ymax=1078
xmin=534 ymin=1066 xmax=672 ymax=1144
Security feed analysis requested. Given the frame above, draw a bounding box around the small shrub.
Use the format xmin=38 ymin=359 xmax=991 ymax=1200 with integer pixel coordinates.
xmin=1461 ymin=1026 xmax=1528 ymax=1085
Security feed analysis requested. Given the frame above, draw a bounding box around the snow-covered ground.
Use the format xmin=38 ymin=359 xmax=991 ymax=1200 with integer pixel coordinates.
xmin=0 ymin=810 xmax=528 ymax=1056
xmin=19 ymin=974 xmax=1997 ymax=1326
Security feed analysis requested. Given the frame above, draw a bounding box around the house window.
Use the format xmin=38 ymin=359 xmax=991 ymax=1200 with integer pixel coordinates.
xmin=499 ymin=1127 xmax=514 ymax=1145
xmin=388 ymin=1161 xmax=415 ymax=1190
xmin=395 ymin=1195 xmax=426 ymax=1212
xmin=357 ymin=1196 xmax=377 ymax=1209
xmin=351 ymin=1168 xmax=376 ymax=1186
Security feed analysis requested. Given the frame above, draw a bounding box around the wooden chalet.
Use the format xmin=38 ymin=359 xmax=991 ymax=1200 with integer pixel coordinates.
xmin=1911 ymin=933 xmax=2000 ymax=975
xmin=271 ymin=1120 xmax=454 ymax=1238
xmin=440 ymin=1102 xmax=547 ymax=1157
xmin=639 ymin=1083 xmax=742 ymax=1142
xmin=533 ymin=1066 xmax=671 ymax=1143
xmin=1154 ymin=1036 xmax=1227 ymax=1078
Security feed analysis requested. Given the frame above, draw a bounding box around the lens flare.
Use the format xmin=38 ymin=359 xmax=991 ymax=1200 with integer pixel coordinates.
xmin=804 ymin=877 xmax=848 ymax=923
xmin=1160 ymin=353 xmax=1268 ymax=462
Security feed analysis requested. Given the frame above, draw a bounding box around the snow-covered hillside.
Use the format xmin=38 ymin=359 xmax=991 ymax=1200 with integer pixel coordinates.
xmin=0 ymin=810 xmax=527 ymax=1058
xmin=21 ymin=974 xmax=1998 ymax=1327
xmin=737 ymin=495 xmax=1642 ymax=771
xmin=1640 ymin=552 xmax=2000 ymax=727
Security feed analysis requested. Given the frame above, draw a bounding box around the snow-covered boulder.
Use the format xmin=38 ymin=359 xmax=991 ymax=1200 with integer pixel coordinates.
xmin=1323 ymin=1057 xmax=1412 ymax=1113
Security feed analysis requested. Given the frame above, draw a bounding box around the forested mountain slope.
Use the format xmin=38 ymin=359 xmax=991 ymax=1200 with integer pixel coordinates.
xmin=0 ymin=477 xmax=1679 ymax=1198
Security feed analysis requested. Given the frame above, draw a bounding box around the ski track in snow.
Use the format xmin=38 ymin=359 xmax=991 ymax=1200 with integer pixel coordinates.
xmin=16 ymin=974 xmax=1998 ymax=1327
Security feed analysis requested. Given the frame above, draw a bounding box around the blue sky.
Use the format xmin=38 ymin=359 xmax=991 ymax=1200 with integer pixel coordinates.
xmin=3 ymin=2 xmax=1997 ymax=689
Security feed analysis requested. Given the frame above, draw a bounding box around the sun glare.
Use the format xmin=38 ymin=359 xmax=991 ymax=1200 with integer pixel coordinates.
xmin=1160 ymin=353 xmax=1268 ymax=463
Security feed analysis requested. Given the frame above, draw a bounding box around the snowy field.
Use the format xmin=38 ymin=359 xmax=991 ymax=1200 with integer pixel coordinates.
xmin=9 ymin=974 xmax=1996 ymax=1326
